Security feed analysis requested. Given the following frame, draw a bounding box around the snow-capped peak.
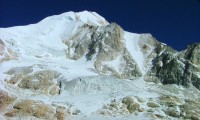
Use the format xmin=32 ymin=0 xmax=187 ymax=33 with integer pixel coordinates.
xmin=0 ymin=11 xmax=110 ymax=60
xmin=38 ymin=10 xmax=109 ymax=27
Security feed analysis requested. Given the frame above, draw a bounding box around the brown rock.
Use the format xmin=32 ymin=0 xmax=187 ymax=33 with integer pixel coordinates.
xmin=5 ymin=74 xmax=23 ymax=85
xmin=4 ymin=109 xmax=19 ymax=117
xmin=0 ymin=90 xmax=16 ymax=112
xmin=122 ymin=96 xmax=140 ymax=113
xmin=159 ymin=95 xmax=183 ymax=106
xmin=17 ymin=70 xmax=60 ymax=95
xmin=147 ymin=102 xmax=160 ymax=108
xmin=138 ymin=108 xmax=145 ymax=112
xmin=55 ymin=106 xmax=66 ymax=120
xmin=50 ymin=85 xmax=60 ymax=95
xmin=13 ymin=100 xmax=55 ymax=119
xmin=164 ymin=107 xmax=180 ymax=118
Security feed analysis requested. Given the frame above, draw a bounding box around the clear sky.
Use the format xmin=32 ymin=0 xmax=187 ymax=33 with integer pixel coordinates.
xmin=0 ymin=0 xmax=200 ymax=51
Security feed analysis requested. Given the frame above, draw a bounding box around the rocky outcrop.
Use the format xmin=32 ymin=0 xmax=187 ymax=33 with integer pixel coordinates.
xmin=4 ymin=100 xmax=73 ymax=119
xmin=164 ymin=107 xmax=180 ymax=118
xmin=97 ymin=95 xmax=200 ymax=119
xmin=5 ymin=66 xmax=61 ymax=95
xmin=0 ymin=39 xmax=18 ymax=62
xmin=122 ymin=96 xmax=141 ymax=113
xmin=0 ymin=39 xmax=5 ymax=55
xmin=97 ymin=99 xmax=130 ymax=116
xmin=147 ymin=102 xmax=160 ymax=108
xmin=5 ymin=100 xmax=55 ymax=119
xmin=97 ymin=96 xmax=144 ymax=116
xmin=54 ymin=106 xmax=71 ymax=120
xmin=0 ymin=90 xmax=16 ymax=112
xmin=63 ymin=23 xmax=142 ymax=79
xmin=159 ymin=95 xmax=184 ymax=107
xmin=18 ymin=70 xmax=60 ymax=94
xmin=145 ymin=43 xmax=200 ymax=90
xmin=179 ymin=99 xmax=200 ymax=119
xmin=183 ymin=43 xmax=200 ymax=89
xmin=154 ymin=55 xmax=185 ymax=85
xmin=184 ymin=43 xmax=200 ymax=65
xmin=0 ymin=39 xmax=5 ymax=62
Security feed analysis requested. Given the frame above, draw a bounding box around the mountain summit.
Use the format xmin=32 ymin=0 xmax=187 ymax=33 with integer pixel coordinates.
xmin=0 ymin=11 xmax=200 ymax=119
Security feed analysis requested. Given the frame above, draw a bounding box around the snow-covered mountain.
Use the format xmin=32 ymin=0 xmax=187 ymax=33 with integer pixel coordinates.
xmin=0 ymin=11 xmax=200 ymax=120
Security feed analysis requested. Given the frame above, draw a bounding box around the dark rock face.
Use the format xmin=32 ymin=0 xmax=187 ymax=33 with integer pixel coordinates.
xmin=184 ymin=44 xmax=200 ymax=89
xmin=184 ymin=43 xmax=200 ymax=65
xmin=154 ymin=55 xmax=184 ymax=85
xmin=147 ymin=43 xmax=200 ymax=90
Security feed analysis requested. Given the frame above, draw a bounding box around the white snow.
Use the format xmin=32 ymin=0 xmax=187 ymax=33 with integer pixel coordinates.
xmin=124 ymin=32 xmax=145 ymax=74
xmin=72 ymin=114 xmax=151 ymax=120
xmin=76 ymin=11 xmax=109 ymax=26
xmin=195 ymin=72 xmax=200 ymax=78
xmin=102 ymin=56 xmax=122 ymax=73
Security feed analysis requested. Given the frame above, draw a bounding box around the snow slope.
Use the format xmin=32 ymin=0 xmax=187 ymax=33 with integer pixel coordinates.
xmin=124 ymin=32 xmax=145 ymax=73
xmin=0 ymin=11 xmax=110 ymax=81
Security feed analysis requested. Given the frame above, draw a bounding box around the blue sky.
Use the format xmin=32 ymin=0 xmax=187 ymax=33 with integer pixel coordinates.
xmin=0 ymin=0 xmax=200 ymax=51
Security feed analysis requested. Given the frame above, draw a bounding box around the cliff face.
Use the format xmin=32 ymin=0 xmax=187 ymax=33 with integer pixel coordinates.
xmin=146 ymin=43 xmax=200 ymax=89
